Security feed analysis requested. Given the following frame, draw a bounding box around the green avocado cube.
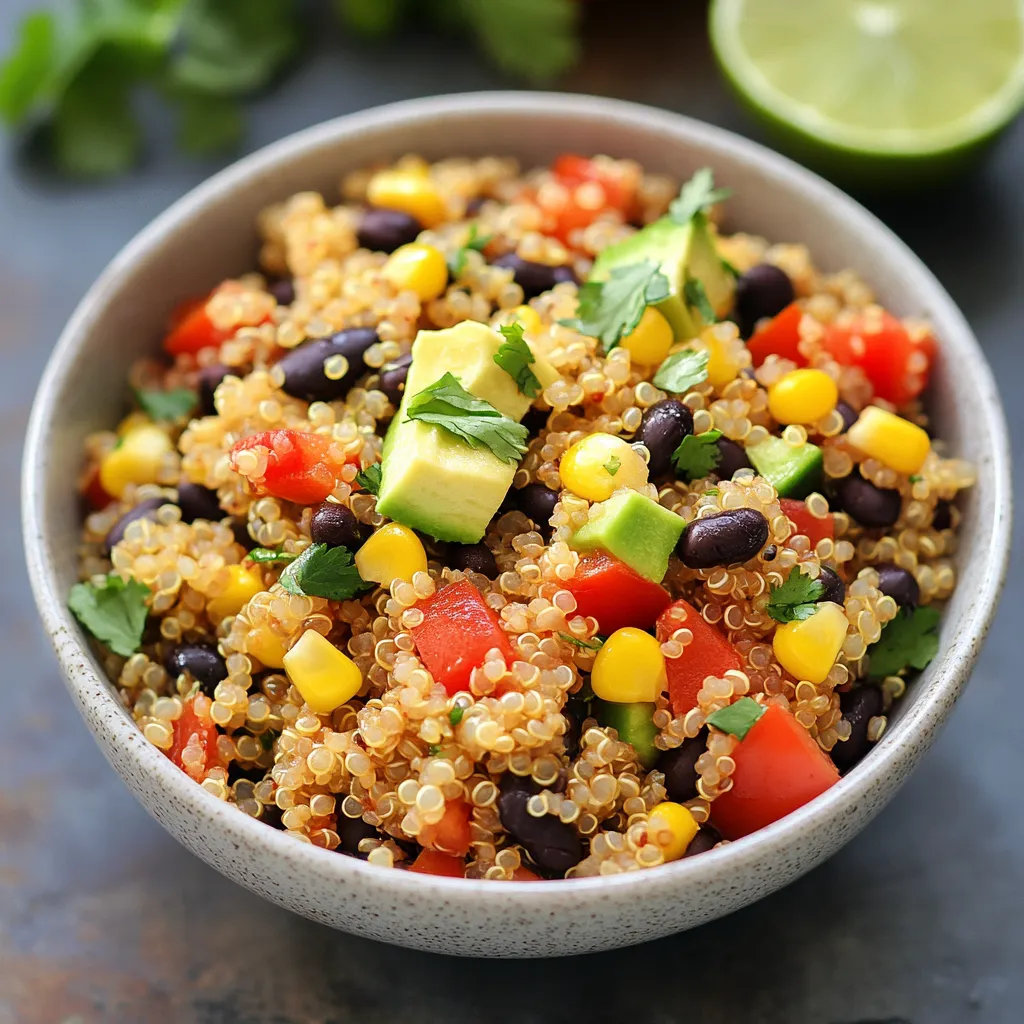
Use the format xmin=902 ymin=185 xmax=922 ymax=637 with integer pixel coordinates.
xmin=568 ymin=490 xmax=686 ymax=582
xmin=747 ymin=436 xmax=824 ymax=499
xmin=594 ymin=700 xmax=660 ymax=768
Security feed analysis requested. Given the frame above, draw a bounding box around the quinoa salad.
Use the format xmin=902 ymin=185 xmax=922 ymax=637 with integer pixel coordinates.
xmin=70 ymin=154 xmax=974 ymax=880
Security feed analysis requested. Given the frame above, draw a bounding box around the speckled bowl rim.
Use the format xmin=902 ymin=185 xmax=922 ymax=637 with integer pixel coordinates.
xmin=22 ymin=93 xmax=1012 ymax=931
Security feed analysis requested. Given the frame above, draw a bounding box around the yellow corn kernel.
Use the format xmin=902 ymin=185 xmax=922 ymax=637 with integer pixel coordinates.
xmin=354 ymin=523 xmax=427 ymax=588
xmin=559 ymin=432 xmax=649 ymax=502
xmin=591 ymin=627 xmax=667 ymax=703
xmin=847 ymin=405 xmax=931 ymax=475
xmin=246 ymin=629 xmax=289 ymax=670
xmin=384 ymin=243 xmax=449 ymax=301
xmin=283 ymin=629 xmax=362 ymax=715
xmin=773 ymin=601 xmax=848 ymax=685
xmin=206 ymin=564 xmax=264 ymax=621
xmin=703 ymin=334 xmax=741 ymax=390
xmin=768 ymin=368 xmax=838 ymax=425
xmin=620 ymin=307 xmax=674 ymax=366
xmin=116 ymin=411 xmax=151 ymax=437
xmin=511 ymin=305 xmax=543 ymax=336
xmin=98 ymin=424 xmax=173 ymax=498
xmin=366 ymin=168 xmax=446 ymax=227
xmin=648 ymin=801 xmax=700 ymax=861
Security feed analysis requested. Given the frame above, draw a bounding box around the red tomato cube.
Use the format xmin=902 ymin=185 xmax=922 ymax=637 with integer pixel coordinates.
xmin=563 ymin=552 xmax=671 ymax=634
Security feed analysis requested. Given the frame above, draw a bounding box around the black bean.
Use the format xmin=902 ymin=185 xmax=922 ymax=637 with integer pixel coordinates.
xmin=277 ymin=327 xmax=379 ymax=403
xmin=165 ymin=643 xmax=228 ymax=696
xmin=310 ymin=502 xmax=365 ymax=550
xmin=232 ymin=519 xmax=256 ymax=551
xmin=659 ymin=731 xmax=706 ymax=803
xmin=818 ymin=566 xmax=846 ymax=605
xmin=932 ymin=500 xmax=953 ymax=531
xmin=378 ymin=353 xmax=413 ymax=406
xmin=561 ymin=704 xmax=582 ymax=760
xmin=875 ymin=563 xmax=920 ymax=608
xmin=337 ymin=814 xmax=381 ymax=858
xmin=357 ymin=207 xmax=422 ymax=253
xmin=103 ymin=497 xmax=166 ymax=554
xmin=513 ymin=483 xmax=560 ymax=538
xmin=833 ymin=471 xmax=902 ymax=528
xmin=269 ymin=279 xmax=295 ymax=306
xmin=713 ymin=437 xmax=752 ymax=480
xmin=733 ymin=264 xmax=795 ymax=337
xmin=492 ymin=253 xmax=576 ymax=299
xmin=465 ymin=197 xmax=486 ymax=216
xmin=177 ymin=481 xmax=223 ymax=524
xmin=260 ymin=803 xmax=284 ymax=830
xmin=831 ymin=685 xmax=884 ymax=773
xmin=677 ymin=508 xmax=769 ymax=569
xmin=521 ymin=406 xmax=550 ymax=438
xmin=836 ymin=400 xmax=859 ymax=433
xmin=198 ymin=364 xmax=231 ymax=416
xmin=228 ymin=761 xmax=269 ymax=785
xmin=635 ymin=399 xmax=694 ymax=477
xmin=762 ymin=545 xmax=777 ymax=561
xmin=497 ymin=775 xmax=582 ymax=876
xmin=683 ymin=825 xmax=723 ymax=858
xmin=448 ymin=543 xmax=498 ymax=578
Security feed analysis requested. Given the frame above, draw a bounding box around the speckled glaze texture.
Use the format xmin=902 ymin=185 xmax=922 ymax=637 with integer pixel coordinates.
xmin=22 ymin=94 xmax=1011 ymax=958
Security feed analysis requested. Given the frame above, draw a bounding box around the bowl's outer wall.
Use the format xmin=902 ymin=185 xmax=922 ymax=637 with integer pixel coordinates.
xmin=23 ymin=94 xmax=1011 ymax=957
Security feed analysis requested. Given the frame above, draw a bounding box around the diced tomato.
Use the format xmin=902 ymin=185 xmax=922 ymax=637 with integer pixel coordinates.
xmin=779 ymin=498 xmax=834 ymax=547
xmin=535 ymin=154 xmax=636 ymax=245
xmin=656 ymin=599 xmax=744 ymax=717
xmin=563 ymin=552 xmax=671 ymax=634
xmin=552 ymin=154 xmax=633 ymax=213
xmin=418 ymin=798 xmax=472 ymax=857
xmin=511 ymin=866 xmax=542 ymax=881
xmin=710 ymin=704 xmax=840 ymax=840
xmin=746 ymin=303 xmax=806 ymax=367
xmin=81 ymin=464 xmax=113 ymax=510
xmin=412 ymin=580 xmax=514 ymax=696
xmin=822 ymin=309 xmax=933 ymax=406
xmin=409 ymin=850 xmax=466 ymax=877
xmin=164 ymin=284 xmax=271 ymax=358
xmin=230 ymin=429 xmax=352 ymax=505
xmin=167 ymin=695 xmax=221 ymax=782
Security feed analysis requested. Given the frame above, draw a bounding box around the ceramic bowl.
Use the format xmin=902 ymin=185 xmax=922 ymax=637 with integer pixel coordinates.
xmin=22 ymin=93 xmax=1011 ymax=958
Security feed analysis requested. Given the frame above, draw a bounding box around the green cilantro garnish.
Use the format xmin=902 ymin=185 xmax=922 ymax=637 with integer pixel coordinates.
xmin=406 ymin=372 xmax=529 ymax=465
xmin=428 ymin=743 xmax=442 ymax=756
xmin=652 ymin=348 xmax=710 ymax=394
xmin=461 ymin=0 xmax=580 ymax=80
xmin=449 ymin=706 xmax=464 ymax=726
xmin=356 ymin=464 xmax=382 ymax=496
xmin=671 ymin=429 xmax=723 ymax=481
xmin=560 ymin=260 xmax=671 ymax=352
xmin=494 ymin=322 xmax=542 ymax=398
xmin=604 ymin=456 xmax=621 ymax=477
xmin=133 ymin=387 xmax=197 ymax=422
xmin=706 ymin=697 xmax=764 ymax=740
xmin=247 ymin=548 xmax=298 ymax=565
xmin=668 ymin=168 xmax=732 ymax=226
xmin=909 ymin=474 xmax=923 ymax=483
xmin=766 ymin=568 xmax=825 ymax=623
xmin=684 ymin=278 xmax=717 ymax=325
xmin=868 ymin=606 xmax=941 ymax=678
xmin=448 ymin=223 xmax=493 ymax=276
xmin=68 ymin=574 xmax=150 ymax=657
xmin=259 ymin=730 xmax=279 ymax=751
xmin=720 ymin=255 xmax=740 ymax=278
xmin=279 ymin=543 xmax=372 ymax=601
xmin=705 ymin=488 xmax=719 ymax=496
xmin=558 ymin=632 xmax=604 ymax=651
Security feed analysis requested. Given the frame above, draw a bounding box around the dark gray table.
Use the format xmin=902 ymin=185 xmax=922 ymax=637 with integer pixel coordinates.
xmin=2 ymin=4 xmax=1021 ymax=1022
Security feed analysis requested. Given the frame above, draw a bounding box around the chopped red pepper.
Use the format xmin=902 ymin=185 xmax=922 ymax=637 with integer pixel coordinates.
xmin=167 ymin=694 xmax=221 ymax=782
xmin=409 ymin=850 xmax=466 ymax=877
xmin=418 ymin=798 xmax=472 ymax=857
xmin=656 ymin=599 xmax=744 ymax=717
xmin=164 ymin=284 xmax=270 ymax=358
xmin=564 ymin=553 xmax=671 ymax=634
xmin=746 ymin=303 xmax=807 ymax=367
xmin=779 ymin=498 xmax=834 ymax=547
xmin=535 ymin=154 xmax=636 ymax=245
xmin=230 ymin=429 xmax=352 ymax=505
xmin=412 ymin=580 xmax=514 ymax=696
xmin=710 ymin=704 xmax=840 ymax=840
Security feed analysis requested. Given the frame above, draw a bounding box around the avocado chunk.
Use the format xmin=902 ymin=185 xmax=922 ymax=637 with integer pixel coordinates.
xmin=376 ymin=321 xmax=557 ymax=543
xmin=568 ymin=490 xmax=685 ymax=582
xmin=747 ymin=436 xmax=824 ymax=499
xmin=594 ymin=700 xmax=660 ymax=768
xmin=590 ymin=216 xmax=735 ymax=341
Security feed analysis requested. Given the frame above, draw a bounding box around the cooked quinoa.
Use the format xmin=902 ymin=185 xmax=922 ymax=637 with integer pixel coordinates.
xmin=71 ymin=153 xmax=975 ymax=880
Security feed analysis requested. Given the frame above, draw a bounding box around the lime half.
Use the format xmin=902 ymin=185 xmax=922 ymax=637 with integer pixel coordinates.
xmin=710 ymin=0 xmax=1024 ymax=183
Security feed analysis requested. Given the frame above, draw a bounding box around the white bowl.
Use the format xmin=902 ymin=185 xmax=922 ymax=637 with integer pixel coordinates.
xmin=22 ymin=93 xmax=1012 ymax=958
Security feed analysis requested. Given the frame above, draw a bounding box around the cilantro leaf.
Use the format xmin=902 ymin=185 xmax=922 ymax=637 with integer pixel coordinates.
xmin=706 ymin=696 xmax=764 ymax=740
xmin=356 ymin=464 xmax=382 ymax=496
xmin=558 ymin=632 xmax=604 ymax=651
xmin=0 ymin=11 xmax=57 ymax=126
xmin=671 ymin=429 xmax=723 ymax=481
xmin=406 ymin=372 xmax=529 ymax=465
xmin=653 ymin=348 xmax=709 ymax=394
xmin=279 ymin=543 xmax=372 ymax=601
xmin=449 ymin=705 xmax=464 ymax=726
xmin=684 ymin=278 xmax=717 ymax=325
xmin=868 ymin=607 xmax=941 ymax=678
xmin=767 ymin=568 xmax=826 ymax=623
xmin=720 ymin=255 xmax=740 ymax=278
xmin=494 ymin=322 xmax=541 ymax=398
xmin=604 ymin=456 xmax=621 ymax=477
xmin=247 ymin=547 xmax=298 ymax=564
xmin=68 ymin=574 xmax=150 ymax=658
xmin=448 ymin=222 xmax=493 ymax=276
xmin=668 ymin=167 xmax=731 ymax=226
xmin=560 ymin=260 xmax=670 ymax=352
xmin=134 ymin=386 xmax=197 ymax=422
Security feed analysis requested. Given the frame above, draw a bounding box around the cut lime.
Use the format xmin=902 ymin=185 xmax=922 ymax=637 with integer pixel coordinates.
xmin=709 ymin=0 xmax=1024 ymax=184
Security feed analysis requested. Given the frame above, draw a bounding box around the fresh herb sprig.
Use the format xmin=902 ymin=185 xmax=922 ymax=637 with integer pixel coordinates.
xmin=652 ymin=348 xmax=709 ymax=394
xmin=448 ymin=223 xmax=493 ymax=276
xmin=68 ymin=574 xmax=150 ymax=657
xmin=766 ymin=568 xmax=825 ymax=623
xmin=684 ymin=278 xmax=717 ymax=324
xmin=279 ymin=543 xmax=372 ymax=601
xmin=671 ymin=429 xmax=723 ymax=481
xmin=133 ymin=386 xmax=197 ymax=422
xmin=247 ymin=547 xmax=299 ymax=565
xmin=668 ymin=167 xmax=732 ymax=226
xmin=706 ymin=696 xmax=764 ymax=740
xmin=494 ymin=322 xmax=541 ymax=398
xmin=558 ymin=632 xmax=604 ymax=652
xmin=356 ymin=464 xmax=382 ymax=496
xmin=868 ymin=606 xmax=941 ymax=678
